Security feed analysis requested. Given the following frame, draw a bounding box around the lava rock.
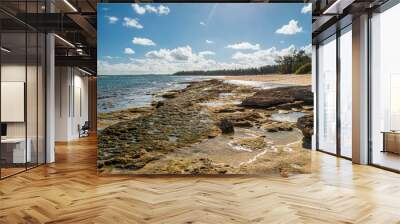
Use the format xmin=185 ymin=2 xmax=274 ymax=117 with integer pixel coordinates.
xmin=218 ymin=119 xmax=234 ymax=134
xmin=155 ymin=101 xmax=164 ymax=108
xmin=297 ymin=114 xmax=313 ymax=149
xmin=161 ymin=91 xmax=179 ymax=99
xmin=233 ymin=121 xmax=253 ymax=127
xmin=241 ymin=86 xmax=313 ymax=109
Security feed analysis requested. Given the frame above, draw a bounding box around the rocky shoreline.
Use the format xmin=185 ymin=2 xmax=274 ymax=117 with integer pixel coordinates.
xmin=98 ymin=79 xmax=313 ymax=176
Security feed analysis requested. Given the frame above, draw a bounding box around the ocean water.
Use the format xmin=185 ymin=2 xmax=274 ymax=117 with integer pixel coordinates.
xmin=97 ymin=75 xmax=210 ymax=113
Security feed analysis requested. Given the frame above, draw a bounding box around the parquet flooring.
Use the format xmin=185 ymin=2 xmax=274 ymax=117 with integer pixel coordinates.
xmin=1 ymin=136 xmax=400 ymax=223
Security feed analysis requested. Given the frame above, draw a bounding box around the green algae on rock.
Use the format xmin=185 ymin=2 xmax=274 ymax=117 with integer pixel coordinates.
xmin=98 ymin=79 xmax=313 ymax=176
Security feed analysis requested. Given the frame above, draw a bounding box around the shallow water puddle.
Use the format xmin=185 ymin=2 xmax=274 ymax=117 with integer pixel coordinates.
xmin=218 ymin=92 xmax=234 ymax=98
xmin=168 ymin=136 xmax=178 ymax=142
xmin=170 ymin=127 xmax=301 ymax=168
xmin=223 ymin=80 xmax=291 ymax=89
xmin=199 ymin=100 xmax=242 ymax=107
xmin=270 ymin=112 xmax=306 ymax=123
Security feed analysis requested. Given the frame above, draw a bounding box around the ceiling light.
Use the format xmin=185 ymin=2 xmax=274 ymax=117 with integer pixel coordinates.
xmin=54 ymin=34 xmax=75 ymax=48
xmin=1 ymin=47 xmax=11 ymax=53
xmin=323 ymin=0 xmax=355 ymax=15
xmin=76 ymin=48 xmax=85 ymax=55
xmin=63 ymin=0 xmax=78 ymax=12
xmin=78 ymin=67 xmax=92 ymax=76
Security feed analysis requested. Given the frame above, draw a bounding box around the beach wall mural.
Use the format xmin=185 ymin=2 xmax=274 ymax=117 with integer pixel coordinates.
xmin=97 ymin=3 xmax=313 ymax=176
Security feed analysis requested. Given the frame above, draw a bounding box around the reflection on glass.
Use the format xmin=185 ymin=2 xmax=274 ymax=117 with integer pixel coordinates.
xmin=1 ymin=31 xmax=27 ymax=177
xmin=317 ymin=35 xmax=337 ymax=154
xmin=27 ymin=31 xmax=38 ymax=169
xmin=38 ymin=33 xmax=46 ymax=165
xmin=371 ymin=3 xmax=400 ymax=171
xmin=340 ymin=26 xmax=352 ymax=158
xmin=0 ymin=0 xmax=47 ymax=178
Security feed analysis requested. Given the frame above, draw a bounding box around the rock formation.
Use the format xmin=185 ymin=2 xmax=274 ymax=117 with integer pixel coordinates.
xmin=296 ymin=114 xmax=313 ymax=149
xmin=241 ymin=86 xmax=313 ymax=109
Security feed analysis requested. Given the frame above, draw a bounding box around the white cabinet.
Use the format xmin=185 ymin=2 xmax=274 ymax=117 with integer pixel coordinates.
xmin=1 ymin=138 xmax=32 ymax=163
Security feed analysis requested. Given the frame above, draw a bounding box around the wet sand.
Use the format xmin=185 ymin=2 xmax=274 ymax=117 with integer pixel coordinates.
xmin=220 ymin=74 xmax=311 ymax=86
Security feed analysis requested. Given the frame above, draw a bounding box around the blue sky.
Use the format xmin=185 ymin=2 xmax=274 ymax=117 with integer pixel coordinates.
xmin=98 ymin=3 xmax=311 ymax=75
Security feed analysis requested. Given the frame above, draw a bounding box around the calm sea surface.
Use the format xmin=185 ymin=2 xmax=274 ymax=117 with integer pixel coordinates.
xmin=97 ymin=75 xmax=210 ymax=113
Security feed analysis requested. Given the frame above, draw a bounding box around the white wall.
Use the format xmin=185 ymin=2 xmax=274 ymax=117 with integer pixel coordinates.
xmin=55 ymin=66 xmax=70 ymax=141
xmin=72 ymin=73 xmax=89 ymax=138
xmin=1 ymin=64 xmax=26 ymax=138
xmin=1 ymin=63 xmax=46 ymax=164
xmin=54 ymin=67 xmax=89 ymax=141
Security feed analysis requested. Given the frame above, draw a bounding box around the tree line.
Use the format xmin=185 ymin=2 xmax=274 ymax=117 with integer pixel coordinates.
xmin=173 ymin=50 xmax=311 ymax=76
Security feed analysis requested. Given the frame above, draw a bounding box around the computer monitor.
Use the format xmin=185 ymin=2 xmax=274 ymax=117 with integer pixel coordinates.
xmin=1 ymin=123 xmax=7 ymax=137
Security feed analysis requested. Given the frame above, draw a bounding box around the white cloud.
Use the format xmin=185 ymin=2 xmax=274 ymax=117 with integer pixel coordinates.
xmin=158 ymin=5 xmax=170 ymax=15
xmin=169 ymin=47 xmax=193 ymax=60
xmin=104 ymin=56 xmax=120 ymax=60
xmin=280 ymin=40 xmax=285 ymax=44
xmin=98 ymin=45 xmax=310 ymax=75
xmin=206 ymin=40 xmax=214 ymax=44
xmin=124 ymin=48 xmax=135 ymax=55
xmin=145 ymin=5 xmax=158 ymax=13
xmin=106 ymin=16 xmax=118 ymax=24
xmin=145 ymin=47 xmax=212 ymax=61
xmin=132 ymin=37 xmax=156 ymax=46
xmin=132 ymin=4 xmax=170 ymax=15
xmin=132 ymin=4 xmax=146 ymax=15
xmin=99 ymin=46 xmax=241 ymax=75
xmin=231 ymin=45 xmax=301 ymax=67
xmin=300 ymin=44 xmax=312 ymax=55
xmin=200 ymin=21 xmax=206 ymax=26
xmin=276 ymin=20 xmax=303 ymax=35
xmin=146 ymin=46 xmax=194 ymax=61
xmin=123 ymin=17 xmax=143 ymax=29
xmin=199 ymin=51 xmax=216 ymax=57
xmin=226 ymin=42 xmax=260 ymax=50
xmin=145 ymin=49 xmax=169 ymax=59
xmin=301 ymin=3 xmax=312 ymax=14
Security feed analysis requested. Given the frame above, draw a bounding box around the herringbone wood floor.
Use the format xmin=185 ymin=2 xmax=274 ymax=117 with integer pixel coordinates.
xmin=1 ymin=136 xmax=400 ymax=224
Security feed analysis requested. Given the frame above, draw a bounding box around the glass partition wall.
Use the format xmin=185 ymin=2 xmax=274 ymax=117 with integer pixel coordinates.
xmin=0 ymin=3 xmax=46 ymax=179
xmin=317 ymin=35 xmax=337 ymax=155
xmin=316 ymin=24 xmax=352 ymax=159
xmin=339 ymin=26 xmax=352 ymax=159
xmin=370 ymin=3 xmax=400 ymax=171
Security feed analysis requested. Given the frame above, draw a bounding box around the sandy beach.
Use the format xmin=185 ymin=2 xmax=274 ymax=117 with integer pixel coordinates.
xmin=220 ymin=74 xmax=311 ymax=86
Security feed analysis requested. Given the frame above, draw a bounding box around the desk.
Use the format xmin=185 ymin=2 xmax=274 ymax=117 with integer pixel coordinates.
xmin=1 ymin=138 xmax=31 ymax=163
xmin=382 ymin=131 xmax=400 ymax=154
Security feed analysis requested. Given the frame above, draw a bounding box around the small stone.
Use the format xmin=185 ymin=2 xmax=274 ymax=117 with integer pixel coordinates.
xmin=155 ymin=101 xmax=164 ymax=108
xmin=218 ymin=119 xmax=234 ymax=134
xmin=218 ymin=169 xmax=227 ymax=174
xmin=233 ymin=121 xmax=253 ymax=127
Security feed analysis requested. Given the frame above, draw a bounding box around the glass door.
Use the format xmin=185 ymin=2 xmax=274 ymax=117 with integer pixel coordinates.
xmin=1 ymin=30 xmax=28 ymax=178
xmin=370 ymin=3 xmax=400 ymax=171
xmin=339 ymin=25 xmax=352 ymax=158
xmin=0 ymin=1 xmax=47 ymax=179
xmin=317 ymin=35 xmax=337 ymax=154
